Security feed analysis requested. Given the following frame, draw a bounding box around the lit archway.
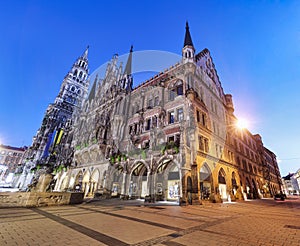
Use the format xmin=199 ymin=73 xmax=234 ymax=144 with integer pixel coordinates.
xmin=218 ymin=168 xmax=227 ymax=200
xmin=231 ymin=172 xmax=238 ymax=195
xmin=129 ymin=163 xmax=148 ymax=198
xmin=156 ymin=159 xmax=180 ymax=201
xmin=199 ymin=163 xmax=212 ymax=200
xmin=82 ymin=171 xmax=90 ymax=197
xmin=111 ymin=166 xmax=123 ymax=197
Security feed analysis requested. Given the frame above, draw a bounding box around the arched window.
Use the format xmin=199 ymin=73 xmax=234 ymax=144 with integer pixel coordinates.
xmin=218 ymin=168 xmax=226 ymax=184
xmin=79 ymin=71 xmax=83 ymax=79
xmin=71 ymin=86 xmax=76 ymax=92
xmin=74 ymin=69 xmax=78 ymax=76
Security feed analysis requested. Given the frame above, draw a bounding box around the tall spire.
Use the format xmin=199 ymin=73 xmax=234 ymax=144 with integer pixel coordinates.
xmin=124 ymin=45 xmax=133 ymax=75
xmin=184 ymin=21 xmax=194 ymax=48
xmin=82 ymin=45 xmax=89 ymax=60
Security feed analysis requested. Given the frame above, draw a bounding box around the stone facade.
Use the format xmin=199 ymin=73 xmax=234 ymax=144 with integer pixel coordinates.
xmin=53 ymin=23 xmax=282 ymax=203
xmin=0 ymin=191 xmax=83 ymax=207
xmin=0 ymin=145 xmax=26 ymax=185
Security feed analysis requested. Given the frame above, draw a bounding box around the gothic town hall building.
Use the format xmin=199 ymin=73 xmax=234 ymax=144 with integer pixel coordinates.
xmin=36 ymin=23 xmax=282 ymax=203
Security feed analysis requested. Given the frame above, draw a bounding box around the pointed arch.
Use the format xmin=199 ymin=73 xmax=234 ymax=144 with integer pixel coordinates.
xmin=218 ymin=168 xmax=226 ymax=184
xmin=111 ymin=165 xmax=123 ymax=197
xmin=91 ymin=169 xmax=100 ymax=182
xmin=200 ymin=163 xmax=213 ymax=200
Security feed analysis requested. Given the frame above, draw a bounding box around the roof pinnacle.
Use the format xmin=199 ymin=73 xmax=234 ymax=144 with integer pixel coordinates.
xmin=184 ymin=21 xmax=194 ymax=48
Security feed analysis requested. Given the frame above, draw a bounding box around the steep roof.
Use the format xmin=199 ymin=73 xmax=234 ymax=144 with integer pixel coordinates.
xmin=184 ymin=21 xmax=194 ymax=47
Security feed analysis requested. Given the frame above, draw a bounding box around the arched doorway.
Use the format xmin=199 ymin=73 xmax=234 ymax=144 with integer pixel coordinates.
xmin=90 ymin=169 xmax=100 ymax=197
xmin=231 ymin=172 xmax=238 ymax=195
xmin=60 ymin=175 xmax=69 ymax=191
xmin=82 ymin=171 xmax=90 ymax=197
xmin=252 ymin=179 xmax=258 ymax=199
xmin=156 ymin=160 xmax=180 ymax=201
xmin=218 ymin=168 xmax=227 ymax=200
xmin=187 ymin=176 xmax=192 ymax=204
xmin=129 ymin=163 xmax=148 ymax=198
xmin=245 ymin=177 xmax=251 ymax=199
xmin=200 ymin=163 xmax=212 ymax=200
xmin=68 ymin=175 xmax=75 ymax=191
xmin=74 ymin=171 xmax=83 ymax=192
xmin=111 ymin=166 xmax=123 ymax=197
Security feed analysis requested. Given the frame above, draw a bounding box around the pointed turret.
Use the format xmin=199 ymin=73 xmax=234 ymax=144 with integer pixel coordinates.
xmin=124 ymin=45 xmax=133 ymax=75
xmin=81 ymin=45 xmax=89 ymax=60
xmin=123 ymin=46 xmax=133 ymax=92
xmin=182 ymin=22 xmax=195 ymax=63
xmin=184 ymin=22 xmax=194 ymax=48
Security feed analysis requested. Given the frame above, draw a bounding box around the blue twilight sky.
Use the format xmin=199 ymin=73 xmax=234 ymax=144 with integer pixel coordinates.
xmin=0 ymin=0 xmax=299 ymax=176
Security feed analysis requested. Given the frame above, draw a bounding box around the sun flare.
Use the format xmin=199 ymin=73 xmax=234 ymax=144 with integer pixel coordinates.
xmin=236 ymin=118 xmax=249 ymax=130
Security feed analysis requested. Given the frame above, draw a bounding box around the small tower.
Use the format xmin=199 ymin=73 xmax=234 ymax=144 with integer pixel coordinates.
xmin=182 ymin=22 xmax=195 ymax=63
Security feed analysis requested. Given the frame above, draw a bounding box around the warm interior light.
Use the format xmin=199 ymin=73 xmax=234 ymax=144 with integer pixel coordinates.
xmin=236 ymin=118 xmax=248 ymax=130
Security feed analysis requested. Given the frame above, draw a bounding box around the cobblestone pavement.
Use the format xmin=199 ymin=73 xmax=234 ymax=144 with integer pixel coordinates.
xmin=0 ymin=196 xmax=299 ymax=246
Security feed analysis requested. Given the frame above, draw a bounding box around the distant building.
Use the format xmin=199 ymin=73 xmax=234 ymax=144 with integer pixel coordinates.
xmin=0 ymin=144 xmax=26 ymax=185
xmin=15 ymin=47 xmax=90 ymax=190
xmin=282 ymin=172 xmax=300 ymax=195
xmin=53 ymin=23 xmax=282 ymax=203
xmin=292 ymin=169 xmax=300 ymax=195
